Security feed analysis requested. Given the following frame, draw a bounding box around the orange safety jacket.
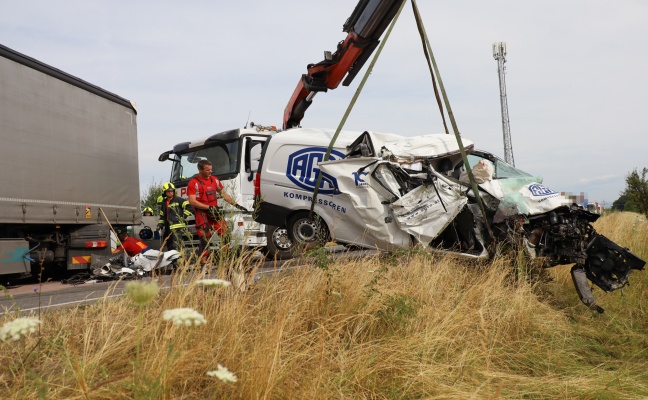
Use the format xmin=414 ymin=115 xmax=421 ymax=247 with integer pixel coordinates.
xmin=188 ymin=175 xmax=224 ymax=228
xmin=114 ymin=237 xmax=151 ymax=257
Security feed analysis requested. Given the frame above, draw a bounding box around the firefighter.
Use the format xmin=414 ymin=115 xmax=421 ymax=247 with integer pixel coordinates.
xmin=155 ymin=195 xmax=164 ymax=218
xmin=158 ymin=182 xmax=192 ymax=251
xmin=113 ymin=229 xmax=151 ymax=257
xmin=187 ymin=159 xmax=247 ymax=262
xmin=142 ymin=207 xmax=154 ymax=216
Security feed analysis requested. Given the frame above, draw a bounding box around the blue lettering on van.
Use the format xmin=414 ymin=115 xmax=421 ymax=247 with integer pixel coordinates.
xmin=283 ymin=191 xmax=346 ymax=214
xmin=529 ymin=184 xmax=556 ymax=197
xmin=286 ymin=147 xmax=345 ymax=194
xmin=352 ymin=171 xmax=368 ymax=187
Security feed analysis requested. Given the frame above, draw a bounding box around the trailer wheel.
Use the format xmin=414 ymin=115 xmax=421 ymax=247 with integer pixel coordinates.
xmin=265 ymin=225 xmax=293 ymax=260
xmin=287 ymin=212 xmax=329 ymax=254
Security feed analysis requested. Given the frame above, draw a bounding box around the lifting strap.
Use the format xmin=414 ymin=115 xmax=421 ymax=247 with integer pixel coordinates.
xmin=309 ymin=0 xmax=407 ymax=216
xmin=410 ymin=0 xmax=448 ymax=135
xmin=410 ymin=0 xmax=494 ymax=238
xmin=309 ymin=0 xmax=494 ymax=240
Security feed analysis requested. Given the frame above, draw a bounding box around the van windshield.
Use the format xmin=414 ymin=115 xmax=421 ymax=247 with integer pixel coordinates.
xmin=466 ymin=153 xmax=532 ymax=179
xmin=171 ymin=141 xmax=240 ymax=183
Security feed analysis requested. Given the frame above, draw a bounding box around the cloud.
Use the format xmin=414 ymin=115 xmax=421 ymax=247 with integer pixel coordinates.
xmin=579 ymin=175 xmax=620 ymax=184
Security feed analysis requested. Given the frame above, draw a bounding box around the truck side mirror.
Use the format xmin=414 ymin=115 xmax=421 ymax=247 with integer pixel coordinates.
xmin=158 ymin=151 xmax=172 ymax=162
xmin=245 ymin=138 xmax=263 ymax=181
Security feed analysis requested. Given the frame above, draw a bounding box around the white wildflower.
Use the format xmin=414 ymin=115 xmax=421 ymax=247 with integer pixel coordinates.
xmin=207 ymin=364 xmax=238 ymax=383
xmin=196 ymin=278 xmax=232 ymax=287
xmin=162 ymin=308 xmax=206 ymax=327
xmin=125 ymin=281 xmax=160 ymax=306
xmin=0 ymin=317 xmax=41 ymax=342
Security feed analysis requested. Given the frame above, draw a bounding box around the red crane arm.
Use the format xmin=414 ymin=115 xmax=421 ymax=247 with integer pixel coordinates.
xmin=283 ymin=0 xmax=406 ymax=130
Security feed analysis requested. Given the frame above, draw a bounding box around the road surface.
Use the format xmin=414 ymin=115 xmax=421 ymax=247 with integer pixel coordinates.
xmin=0 ymin=246 xmax=377 ymax=315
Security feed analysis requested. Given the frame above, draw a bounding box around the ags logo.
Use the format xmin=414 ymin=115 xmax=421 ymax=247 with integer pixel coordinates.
xmin=286 ymin=147 xmax=345 ymax=194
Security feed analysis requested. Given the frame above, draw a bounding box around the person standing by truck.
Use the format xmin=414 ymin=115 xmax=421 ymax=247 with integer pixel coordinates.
xmin=187 ymin=160 xmax=247 ymax=262
xmin=158 ymin=182 xmax=192 ymax=251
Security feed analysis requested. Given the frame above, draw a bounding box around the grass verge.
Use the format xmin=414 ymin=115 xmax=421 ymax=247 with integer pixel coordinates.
xmin=1 ymin=212 xmax=647 ymax=399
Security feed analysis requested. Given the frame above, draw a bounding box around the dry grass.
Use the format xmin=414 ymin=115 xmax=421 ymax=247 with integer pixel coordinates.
xmin=1 ymin=212 xmax=647 ymax=399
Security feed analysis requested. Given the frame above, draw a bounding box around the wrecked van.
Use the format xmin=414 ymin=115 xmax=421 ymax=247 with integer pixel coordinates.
xmin=254 ymin=129 xmax=645 ymax=312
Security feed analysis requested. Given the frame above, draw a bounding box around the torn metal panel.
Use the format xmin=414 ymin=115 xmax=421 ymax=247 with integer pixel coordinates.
xmin=381 ymin=134 xmax=474 ymax=162
xmin=390 ymin=176 xmax=467 ymax=245
xmin=486 ymin=177 xmax=572 ymax=223
xmin=318 ymin=158 xmax=411 ymax=248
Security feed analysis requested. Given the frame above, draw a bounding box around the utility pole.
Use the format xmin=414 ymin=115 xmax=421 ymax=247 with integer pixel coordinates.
xmin=493 ymin=42 xmax=514 ymax=166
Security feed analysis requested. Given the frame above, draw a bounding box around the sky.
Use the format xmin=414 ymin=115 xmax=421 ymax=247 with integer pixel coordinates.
xmin=2 ymin=0 xmax=647 ymax=207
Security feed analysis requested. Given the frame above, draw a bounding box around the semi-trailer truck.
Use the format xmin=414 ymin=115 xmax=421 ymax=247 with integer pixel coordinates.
xmin=0 ymin=44 xmax=140 ymax=281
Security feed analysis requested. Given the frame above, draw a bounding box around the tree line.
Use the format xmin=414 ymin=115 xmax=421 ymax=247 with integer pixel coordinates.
xmin=613 ymin=168 xmax=648 ymax=216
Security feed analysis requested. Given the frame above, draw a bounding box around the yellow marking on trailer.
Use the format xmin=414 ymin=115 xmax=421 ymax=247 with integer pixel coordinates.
xmin=72 ymin=256 xmax=91 ymax=264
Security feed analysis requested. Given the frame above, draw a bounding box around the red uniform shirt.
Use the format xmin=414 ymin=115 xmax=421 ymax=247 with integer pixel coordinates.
xmin=114 ymin=237 xmax=150 ymax=257
xmin=187 ymin=175 xmax=225 ymax=231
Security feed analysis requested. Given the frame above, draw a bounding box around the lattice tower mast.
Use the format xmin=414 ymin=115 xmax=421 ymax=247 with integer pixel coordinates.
xmin=492 ymin=42 xmax=514 ymax=166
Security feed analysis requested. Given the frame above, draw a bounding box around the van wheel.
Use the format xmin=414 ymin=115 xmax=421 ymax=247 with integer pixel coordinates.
xmin=265 ymin=225 xmax=293 ymax=260
xmin=287 ymin=213 xmax=329 ymax=253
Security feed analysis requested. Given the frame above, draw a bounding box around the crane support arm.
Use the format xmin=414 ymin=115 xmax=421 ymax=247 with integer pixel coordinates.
xmin=283 ymin=0 xmax=406 ymax=130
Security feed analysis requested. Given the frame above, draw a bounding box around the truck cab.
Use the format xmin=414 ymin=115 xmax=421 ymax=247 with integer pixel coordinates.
xmin=159 ymin=124 xmax=281 ymax=255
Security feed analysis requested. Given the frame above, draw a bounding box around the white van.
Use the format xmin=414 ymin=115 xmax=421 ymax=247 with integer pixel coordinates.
xmin=253 ymin=128 xmax=647 ymax=313
xmin=252 ymin=128 xmax=465 ymax=250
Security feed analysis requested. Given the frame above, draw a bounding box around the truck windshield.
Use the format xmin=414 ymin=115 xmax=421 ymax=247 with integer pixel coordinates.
xmin=171 ymin=140 xmax=240 ymax=183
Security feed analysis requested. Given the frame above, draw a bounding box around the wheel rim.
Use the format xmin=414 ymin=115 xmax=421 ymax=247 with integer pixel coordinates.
xmin=272 ymin=228 xmax=292 ymax=250
xmin=292 ymin=218 xmax=320 ymax=244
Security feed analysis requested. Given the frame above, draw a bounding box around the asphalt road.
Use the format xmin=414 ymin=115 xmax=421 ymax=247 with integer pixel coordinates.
xmin=0 ymin=246 xmax=377 ymax=315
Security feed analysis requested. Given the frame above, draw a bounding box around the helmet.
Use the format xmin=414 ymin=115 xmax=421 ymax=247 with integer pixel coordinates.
xmin=115 ymin=228 xmax=127 ymax=237
xmin=139 ymin=226 xmax=153 ymax=240
xmin=142 ymin=207 xmax=154 ymax=215
xmin=162 ymin=182 xmax=175 ymax=192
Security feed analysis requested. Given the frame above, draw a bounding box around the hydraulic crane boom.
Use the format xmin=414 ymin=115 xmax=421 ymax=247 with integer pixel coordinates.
xmin=283 ymin=0 xmax=406 ymax=130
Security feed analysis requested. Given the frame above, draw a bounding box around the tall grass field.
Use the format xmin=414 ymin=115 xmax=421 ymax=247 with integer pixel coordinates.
xmin=1 ymin=212 xmax=647 ymax=399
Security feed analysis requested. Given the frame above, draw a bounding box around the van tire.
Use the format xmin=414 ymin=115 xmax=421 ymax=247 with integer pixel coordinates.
xmin=287 ymin=212 xmax=329 ymax=254
xmin=265 ymin=225 xmax=293 ymax=260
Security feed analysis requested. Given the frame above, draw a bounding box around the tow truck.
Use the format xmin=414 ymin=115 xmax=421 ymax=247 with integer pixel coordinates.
xmin=284 ymin=0 xmax=406 ymax=130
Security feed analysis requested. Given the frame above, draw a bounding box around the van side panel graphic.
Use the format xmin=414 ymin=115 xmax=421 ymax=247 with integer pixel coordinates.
xmin=286 ymin=147 xmax=345 ymax=194
xmin=528 ymin=184 xmax=557 ymax=197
